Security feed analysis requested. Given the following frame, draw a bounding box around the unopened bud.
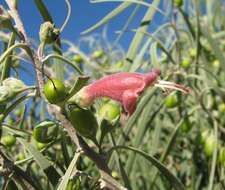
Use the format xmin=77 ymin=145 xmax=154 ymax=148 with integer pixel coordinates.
xmin=39 ymin=21 xmax=60 ymax=44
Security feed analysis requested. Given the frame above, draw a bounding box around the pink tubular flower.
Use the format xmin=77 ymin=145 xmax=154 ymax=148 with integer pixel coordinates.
xmin=73 ymin=68 xmax=190 ymax=115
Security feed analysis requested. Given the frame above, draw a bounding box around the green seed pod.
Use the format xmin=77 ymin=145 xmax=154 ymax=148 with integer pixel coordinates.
xmin=92 ymin=50 xmax=104 ymax=59
xmin=165 ymin=94 xmax=179 ymax=108
xmin=181 ymin=58 xmax=191 ymax=69
xmin=200 ymin=130 xmax=209 ymax=144
xmin=33 ymin=120 xmax=58 ymax=143
xmin=1 ymin=135 xmax=16 ymax=147
xmin=189 ymin=48 xmax=197 ymax=58
xmin=17 ymin=152 xmax=26 ymax=161
xmin=73 ymin=54 xmax=83 ymax=63
xmin=212 ymin=59 xmax=220 ymax=68
xmin=218 ymin=147 xmax=225 ymax=164
xmin=204 ymin=133 xmax=217 ymax=157
xmin=35 ymin=141 xmax=47 ymax=150
xmin=218 ymin=103 xmax=225 ymax=113
xmin=68 ymin=107 xmax=98 ymax=140
xmin=44 ymin=79 xmax=67 ymax=104
xmin=99 ymin=101 xmax=120 ymax=122
xmin=39 ymin=21 xmax=60 ymax=44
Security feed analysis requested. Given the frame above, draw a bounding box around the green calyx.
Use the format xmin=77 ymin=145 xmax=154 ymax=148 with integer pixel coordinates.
xmin=68 ymin=107 xmax=98 ymax=140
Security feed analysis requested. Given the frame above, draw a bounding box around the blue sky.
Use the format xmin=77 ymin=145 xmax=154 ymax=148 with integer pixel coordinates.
xmin=0 ymin=0 xmax=164 ymax=49
xmin=0 ymin=0 xmax=165 ymax=85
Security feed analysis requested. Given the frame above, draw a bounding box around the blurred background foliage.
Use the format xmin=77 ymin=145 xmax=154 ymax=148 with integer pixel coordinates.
xmin=0 ymin=0 xmax=225 ymax=190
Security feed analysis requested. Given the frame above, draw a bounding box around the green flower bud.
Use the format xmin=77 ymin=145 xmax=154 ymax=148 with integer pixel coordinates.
xmin=0 ymin=78 xmax=27 ymax=104
xmin=3 ymin=77 xmax=26 ymax=93
xmin=204 ymin=133 xmax=217 ymax=157
xmin=39 ymin=22 xmax=60 ymax=44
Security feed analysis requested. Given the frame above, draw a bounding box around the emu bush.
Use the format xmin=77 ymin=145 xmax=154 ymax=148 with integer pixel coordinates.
xmin=0 ymin=0 xmax=225 ymax=190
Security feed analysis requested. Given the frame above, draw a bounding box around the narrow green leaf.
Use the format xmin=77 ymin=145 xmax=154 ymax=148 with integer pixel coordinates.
xmin=130 ymin=37 xmax=152 ymax=72
xmin=81 ymin=2 xmax=132 ymax=34
xmin=57 ymin=152 xmax=81 ymax=190
xmin=150 ymin=41 xmax=160 ymax=68
xmin=33 ymin=0 xmax=53 ymax=22
xmin=109 ymin=146 xmax=185 ymax=190
xmin=18 ymin=138 xmax=61 ymax=187
xmin=125 ymin=96 xmax=156 ymax=174
xmin=109 ymin=88 xmax=156 ymax=168
xmin=202 ymin=25 xmax=225 ymax=71
xmin=125 ymin=0 xmax=160 ymax=70
xmin=1 ymin=32 xmax=16 ymax=81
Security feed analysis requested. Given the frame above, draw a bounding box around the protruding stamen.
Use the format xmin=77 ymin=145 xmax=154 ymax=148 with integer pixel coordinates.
xmin=155 ymin=80 xmax=190 ymax=94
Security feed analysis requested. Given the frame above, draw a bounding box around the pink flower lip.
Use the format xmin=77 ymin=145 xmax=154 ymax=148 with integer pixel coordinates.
xmin=75 ymin=68 xmax=190 ymax=115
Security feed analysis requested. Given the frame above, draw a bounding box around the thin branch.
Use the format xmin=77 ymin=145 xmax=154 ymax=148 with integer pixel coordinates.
xmin=5 ymin=0 xmax=28 ymax=41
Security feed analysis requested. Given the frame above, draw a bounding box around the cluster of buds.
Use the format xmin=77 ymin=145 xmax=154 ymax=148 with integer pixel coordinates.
xmin=69 ymin=69 xmax=190 ymax=115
